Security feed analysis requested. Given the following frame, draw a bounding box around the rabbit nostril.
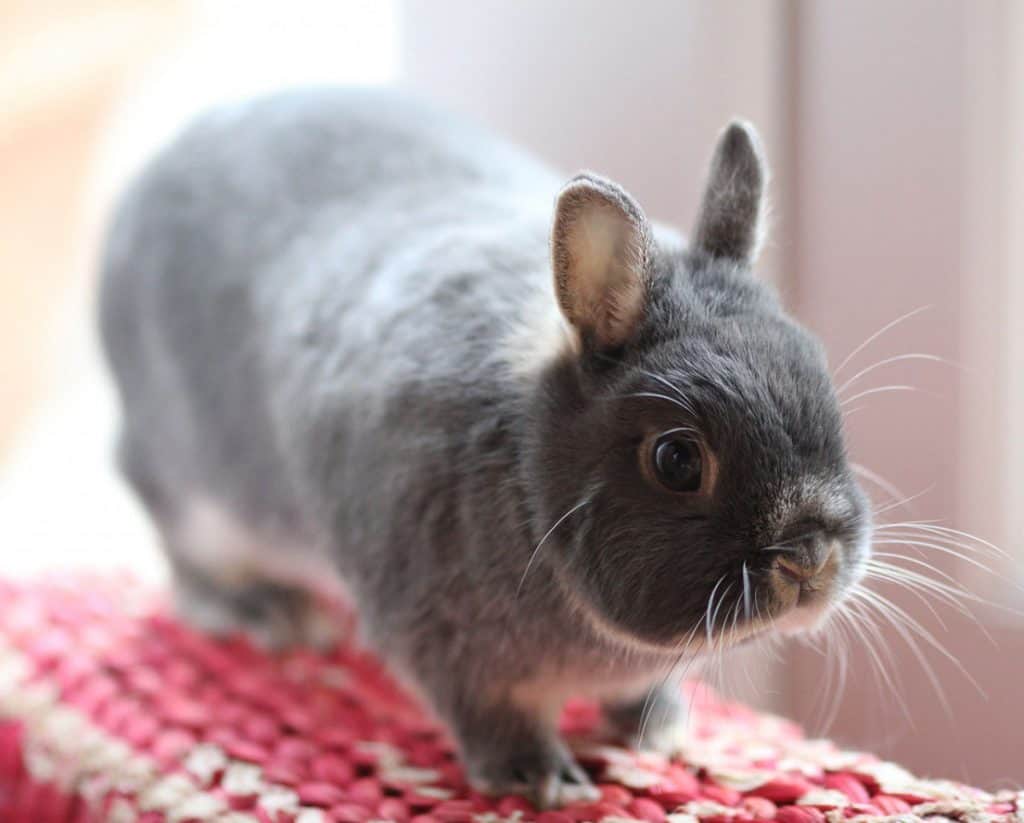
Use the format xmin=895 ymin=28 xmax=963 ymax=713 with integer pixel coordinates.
xmin=774 ymin=544 xmax=833 ymax=586
xmin=775 ymin=556 xmax=813 ymax=583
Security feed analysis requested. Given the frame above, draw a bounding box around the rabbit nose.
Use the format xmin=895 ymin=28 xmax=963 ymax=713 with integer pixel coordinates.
xmin=774 ymin=533 xmax=833 ymax=585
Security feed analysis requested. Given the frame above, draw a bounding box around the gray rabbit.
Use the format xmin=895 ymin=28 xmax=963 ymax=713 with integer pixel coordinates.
xmin=99 ymin=88 xmax=871 ymax=806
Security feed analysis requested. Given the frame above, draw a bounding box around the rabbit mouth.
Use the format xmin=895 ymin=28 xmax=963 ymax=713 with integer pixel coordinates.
xmin=549 ymin=538 xmax=857 ymax=657
xmin=685 ymin=538 xmax=859 ymax=652
xmin=684 ymin=589 xmax=837 ymax=654
xmin=763 ymin=536 xmax=870 ymax=636
xmin=770 ymin=594 xmax=842 ymax=636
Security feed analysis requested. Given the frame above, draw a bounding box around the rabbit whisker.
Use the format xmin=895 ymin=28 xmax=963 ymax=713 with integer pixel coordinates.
xmin=516 ymin=496 xmax=591 ymax=597
xmin=832 ymin=305 xmax=931 ymax=377
xmin=837 ymin=352 xmax=951 ymax=396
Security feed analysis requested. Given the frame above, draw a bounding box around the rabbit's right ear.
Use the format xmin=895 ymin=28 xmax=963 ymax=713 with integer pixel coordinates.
xmin=551 ymin=173 xmax=653 ymax=352
xmin=691 ymin=120 xmax=769 ymax=265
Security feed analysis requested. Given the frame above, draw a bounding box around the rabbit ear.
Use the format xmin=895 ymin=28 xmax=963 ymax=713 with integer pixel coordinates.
xmin=551 ymin=173 xmax=652 ymax=351
xmin=692 ymin=120 xmax=769 ymax=264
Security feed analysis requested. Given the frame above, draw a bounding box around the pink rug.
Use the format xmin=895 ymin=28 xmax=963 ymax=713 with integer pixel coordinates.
xmin=0 ymin=575 xmax=1013 ymax=822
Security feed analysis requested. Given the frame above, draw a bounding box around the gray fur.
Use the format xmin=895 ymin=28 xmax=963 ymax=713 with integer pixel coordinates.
xmin=552 ymin=173 xmax=652 ymax=350
xmin=692 ymin=120 xmax=768 ymax=263
xmin=98 ymin=88 xmax=870 ymax=805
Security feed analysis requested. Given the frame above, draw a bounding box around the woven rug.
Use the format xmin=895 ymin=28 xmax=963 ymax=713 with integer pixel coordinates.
xmin=0 ymin=575 xmax=1015 ymax=823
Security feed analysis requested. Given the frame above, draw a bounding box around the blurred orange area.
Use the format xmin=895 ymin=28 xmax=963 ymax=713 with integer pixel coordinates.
xmin=0 ymin=0 xmax=189 ymax=456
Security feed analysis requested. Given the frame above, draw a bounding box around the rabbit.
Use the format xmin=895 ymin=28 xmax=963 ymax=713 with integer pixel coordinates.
xmin=98 ymin=88 xmax=871 ymax=807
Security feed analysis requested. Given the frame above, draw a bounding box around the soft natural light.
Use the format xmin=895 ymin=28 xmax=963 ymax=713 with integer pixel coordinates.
xmin=0 ymin=0 xmax=398 ymax=580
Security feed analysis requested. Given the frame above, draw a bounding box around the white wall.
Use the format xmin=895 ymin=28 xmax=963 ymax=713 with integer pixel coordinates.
xmin=398 ymin=0 xmax=791 ymax=285
xmin=789 ymin=0 xmax=1024 ymax=784
xmin=0 ymin=0 xmax=399 ymax=580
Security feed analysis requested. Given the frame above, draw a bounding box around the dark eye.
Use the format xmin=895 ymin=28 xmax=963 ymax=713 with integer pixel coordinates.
xmin=651 ymin=433 xmax=703 ymax=493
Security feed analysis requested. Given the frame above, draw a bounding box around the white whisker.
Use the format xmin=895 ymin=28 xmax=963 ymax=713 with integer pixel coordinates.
xmin=857 ymin=586 xmax=986 ymax=707
xmin=886 ymin=522 xmax=1010 ymax=561
xmin=865 ymin=558 xmax=997 ymax=645
xmin=708 ymin=581 xmax=735 ymax=650
xmin=840 ymin=384 xmax=917 ymax=406
xmin=624 ymin=392 xmax=696 ymax=416
xmin=864 ymin=564 xmax=951 ymax=632
xmin=516 ymin=497 xmax=590 ymax=597
xmin=871 ymin=485 xmax=934 ymax=518
xmin=870 ymin=537 xmax=995 ymax=575
xmin=851 ymin=462 xmax=911 ymax=509
xmin=852 ymin=591 xmax=954 ymax=716
xmin=833 ymin=305 xmax=931 ymax=377
xmin=837 ymin=353 xmax=950 ymax=396
xmin=634 ymin=368 xmax=699 ymax=414
xmin=704 ymin=576 xmax=726 ymax=648
xmin=846 ymin=596 xmax=915 ymax=727
xmin=741 ymin=562 xmax=752 ymax=623
xmin=636 ymin=620 xmax=703 ymax=747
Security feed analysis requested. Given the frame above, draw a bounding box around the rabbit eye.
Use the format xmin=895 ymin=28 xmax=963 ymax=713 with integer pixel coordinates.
xmin=651 ymin=433 xmax=703 ymax=493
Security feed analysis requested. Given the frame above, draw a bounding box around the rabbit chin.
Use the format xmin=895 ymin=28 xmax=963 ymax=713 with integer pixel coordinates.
xmin=774 ymin=539 xmax=871 ymax=637
xmin=771 ymin=596 xmax=841 ymax=636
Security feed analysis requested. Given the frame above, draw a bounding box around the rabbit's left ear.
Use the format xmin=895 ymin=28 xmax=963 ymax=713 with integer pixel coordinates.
xmin=551 ymin=173 xmax=653 ymax=351
xmin=692 ymin=120 xmax=769 ymax=265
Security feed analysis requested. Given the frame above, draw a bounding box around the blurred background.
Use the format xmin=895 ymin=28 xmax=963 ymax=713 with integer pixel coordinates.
xmin=1 ymin=0 xmax=1021 ymax=788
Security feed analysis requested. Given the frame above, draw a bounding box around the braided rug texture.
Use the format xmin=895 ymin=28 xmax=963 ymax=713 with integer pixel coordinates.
xmin=0 ymin=575 xmax=1016 ymax=823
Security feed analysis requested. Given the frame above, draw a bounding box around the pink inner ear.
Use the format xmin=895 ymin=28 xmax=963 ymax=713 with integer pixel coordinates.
xmin=553 ymin=190 xmax=650 ymax=350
